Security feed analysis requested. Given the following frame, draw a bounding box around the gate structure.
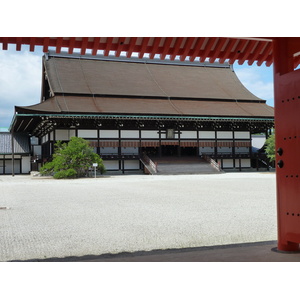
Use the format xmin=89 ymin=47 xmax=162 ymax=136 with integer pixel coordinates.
xmin=1 ymin=36 xmax=300 ymax=252
xmin=273 ymin=38 xmax=300 ymax=251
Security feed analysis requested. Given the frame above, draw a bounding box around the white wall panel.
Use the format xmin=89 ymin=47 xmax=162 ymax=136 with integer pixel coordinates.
xmin=235 ymin=159 xmax=251 ymax=168
xmin=121 ymin=130 xmax=139 ymax=138
xmin=124 ymin=160 xmax=140 ymax=169
xmin=222 ymin=159 xmax=234 ymax=168
xmin=141 ymin=130 xmax=159 ymax=138
xmin=100 ymin=130 xmax=119 ymax=138
xmin=78 ymin=129 xmax=98 ymax=138
xmin=180 ymin=131 xmax=197 ymax=139
xmin=21 ymin=156 xmax=31 ymax=173
xmin=217 ymin=131 xmax=233 ymax=138
xmin=55 ymin=130 xmax=70 ymax=140
xmin=234 ymin=131 xmax=250 ymax=139
xmin=241 ymin=159 xmax=251 ymax=167
xmin=103 ymin=160 xmax=119 ymax=170
xmin=199 ymin=131 xmax=215 ymax=138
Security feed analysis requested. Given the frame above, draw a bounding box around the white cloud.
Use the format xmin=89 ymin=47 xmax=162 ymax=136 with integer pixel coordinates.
xmin=234 ymin=65 xmax=274 ymax=107
xmin=0 ymin=50 xmax=42 ymax=127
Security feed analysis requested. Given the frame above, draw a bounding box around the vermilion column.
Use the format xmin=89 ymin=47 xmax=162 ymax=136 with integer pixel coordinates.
xmin=273 ymin=37 xmax=300 ymax=251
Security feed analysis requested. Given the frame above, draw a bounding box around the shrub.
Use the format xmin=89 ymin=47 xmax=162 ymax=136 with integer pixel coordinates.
xmin=264 ymin=133 xmax=275 ymax=162
xmin=40 ymin=137 xmax=106 ymax=179
xmin=53 ymin=168 xmax=77 ymax=179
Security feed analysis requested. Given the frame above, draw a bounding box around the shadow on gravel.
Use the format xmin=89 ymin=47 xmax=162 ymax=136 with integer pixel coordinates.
xmin=9 ymin=240 xmax=278 ymax=262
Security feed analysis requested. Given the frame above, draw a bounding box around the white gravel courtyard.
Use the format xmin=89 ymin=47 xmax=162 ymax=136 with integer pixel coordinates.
xmin=0 ymin=172 xmax=277 ymax=261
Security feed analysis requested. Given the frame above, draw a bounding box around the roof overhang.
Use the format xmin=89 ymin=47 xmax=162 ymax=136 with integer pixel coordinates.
xmin=9 ymin=113 xmax=274 ymax=137
xmin=2 ymin=37 xmax=299 ymax=68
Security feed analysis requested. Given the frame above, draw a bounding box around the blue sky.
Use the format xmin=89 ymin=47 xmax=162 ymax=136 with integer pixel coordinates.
xmin=0 ymin=44 xmax=274 ymax=129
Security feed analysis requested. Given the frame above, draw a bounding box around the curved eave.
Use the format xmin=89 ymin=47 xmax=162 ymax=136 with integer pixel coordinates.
xmin=14 ymin=96 xmax=274 ymax=118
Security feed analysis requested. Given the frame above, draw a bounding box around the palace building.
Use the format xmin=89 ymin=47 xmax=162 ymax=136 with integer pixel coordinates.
xmin=9 ymin=51 xmax=274 ymax=174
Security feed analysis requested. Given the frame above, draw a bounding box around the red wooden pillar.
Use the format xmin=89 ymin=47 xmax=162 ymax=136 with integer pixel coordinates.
xmin=273 ymin=37 xmax=300 ymax=251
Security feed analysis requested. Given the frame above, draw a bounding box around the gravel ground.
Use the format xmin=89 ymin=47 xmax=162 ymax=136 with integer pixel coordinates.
xmin=0 ymin=172 xmax=277 ymax=261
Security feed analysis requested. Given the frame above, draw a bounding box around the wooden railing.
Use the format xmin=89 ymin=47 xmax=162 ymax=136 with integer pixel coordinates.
xmin=202 ymin=154 xmax=223 ymax=172
xmin=140 ymin=153 xmax=158 ymax=175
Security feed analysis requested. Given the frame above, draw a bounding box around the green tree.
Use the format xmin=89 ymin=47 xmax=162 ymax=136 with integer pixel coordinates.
xmin=40 ymin=137 xmax=105 ymax=179
xmin=264 ymin=133 xmax=275 ymax=162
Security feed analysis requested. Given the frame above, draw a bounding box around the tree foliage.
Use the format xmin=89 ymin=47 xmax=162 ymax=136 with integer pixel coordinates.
xmin=264 ymin=133 xmax=275 ymax=162
xmin=40 ymin=137 xmax=105 ymax=179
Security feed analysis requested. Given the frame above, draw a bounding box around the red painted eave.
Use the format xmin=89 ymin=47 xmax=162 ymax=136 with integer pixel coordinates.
xmin=1 ymin=37 xmax=300 ymax=67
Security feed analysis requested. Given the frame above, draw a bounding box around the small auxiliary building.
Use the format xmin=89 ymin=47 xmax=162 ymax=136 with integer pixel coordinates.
xmin=0 ymin=130 xmax=31 ymax=175
xmin=10 ymin=52 xmax=274 ymax=173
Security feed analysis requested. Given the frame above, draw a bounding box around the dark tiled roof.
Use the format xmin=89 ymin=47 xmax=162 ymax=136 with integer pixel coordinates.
xmin=16 ymin=95 xmax=274 ymax=118
xmin=44 ymin=55 xmax=263 ymax=101
xmin=0 ymin=132 xmax=30 ymax=154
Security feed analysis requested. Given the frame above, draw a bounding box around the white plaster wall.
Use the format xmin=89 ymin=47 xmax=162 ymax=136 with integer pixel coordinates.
xmin=103 ymin=160 xmax=119 ymax=170
xmin=141 ymin=130 xmax=159 ymax=138
xmin=217 ymin=131 xmax=233 ymax=138
xmin=180 ymin=131 xmax=197 ymax=139
xmin=100 ymin=130 xmax=119 ymax=138
xmin=69 ymin=130 xmax=76 ymax=138
xmin=235 ymin=158 xmax=251 ymax=168
xmin=55 ymin=129 xmax=75 ymax=140
xmin=199 ymin=131 xmax=215 ymax=138
xmin=124 ymin=160 xmax=140 ymax=169
xmin=121 ymin=130 xmax=139 ymax=138
xmin=234 ymin=131 xmax=250 ymax=139
xmin=222 ymin=159 xmax=234 ymax=168
xmin=21 ymin=156 xmax=31 ymax=173
xmin=55 ymin=130 xmax=68 ymax=140
xmin=78 ymin=129 xmax=98 ymax=138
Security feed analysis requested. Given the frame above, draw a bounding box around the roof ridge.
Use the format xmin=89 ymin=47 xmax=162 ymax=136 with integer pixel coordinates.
xmin=46 ymin=50 xmax=230 ymax=68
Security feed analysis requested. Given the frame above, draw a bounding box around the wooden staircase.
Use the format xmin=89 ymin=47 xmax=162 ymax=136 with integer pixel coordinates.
xmin=150 ymin=156 xmax=222 ymax=175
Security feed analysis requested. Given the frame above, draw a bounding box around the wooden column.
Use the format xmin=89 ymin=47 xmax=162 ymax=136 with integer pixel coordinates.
xmin=214 ymin=128 xmax=217 ymax=159
xmin=232 ymin=130 xmax=236 ymax=169
xmin=273 ymin=37 xmax=300 ymax=251
xmin=158 ymin=129 xmax=162 ymax=157
xmin=178 ymin=129 xmax=181 ymax=157
xmin=11 ymin=130 xmax=15 ymax=177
